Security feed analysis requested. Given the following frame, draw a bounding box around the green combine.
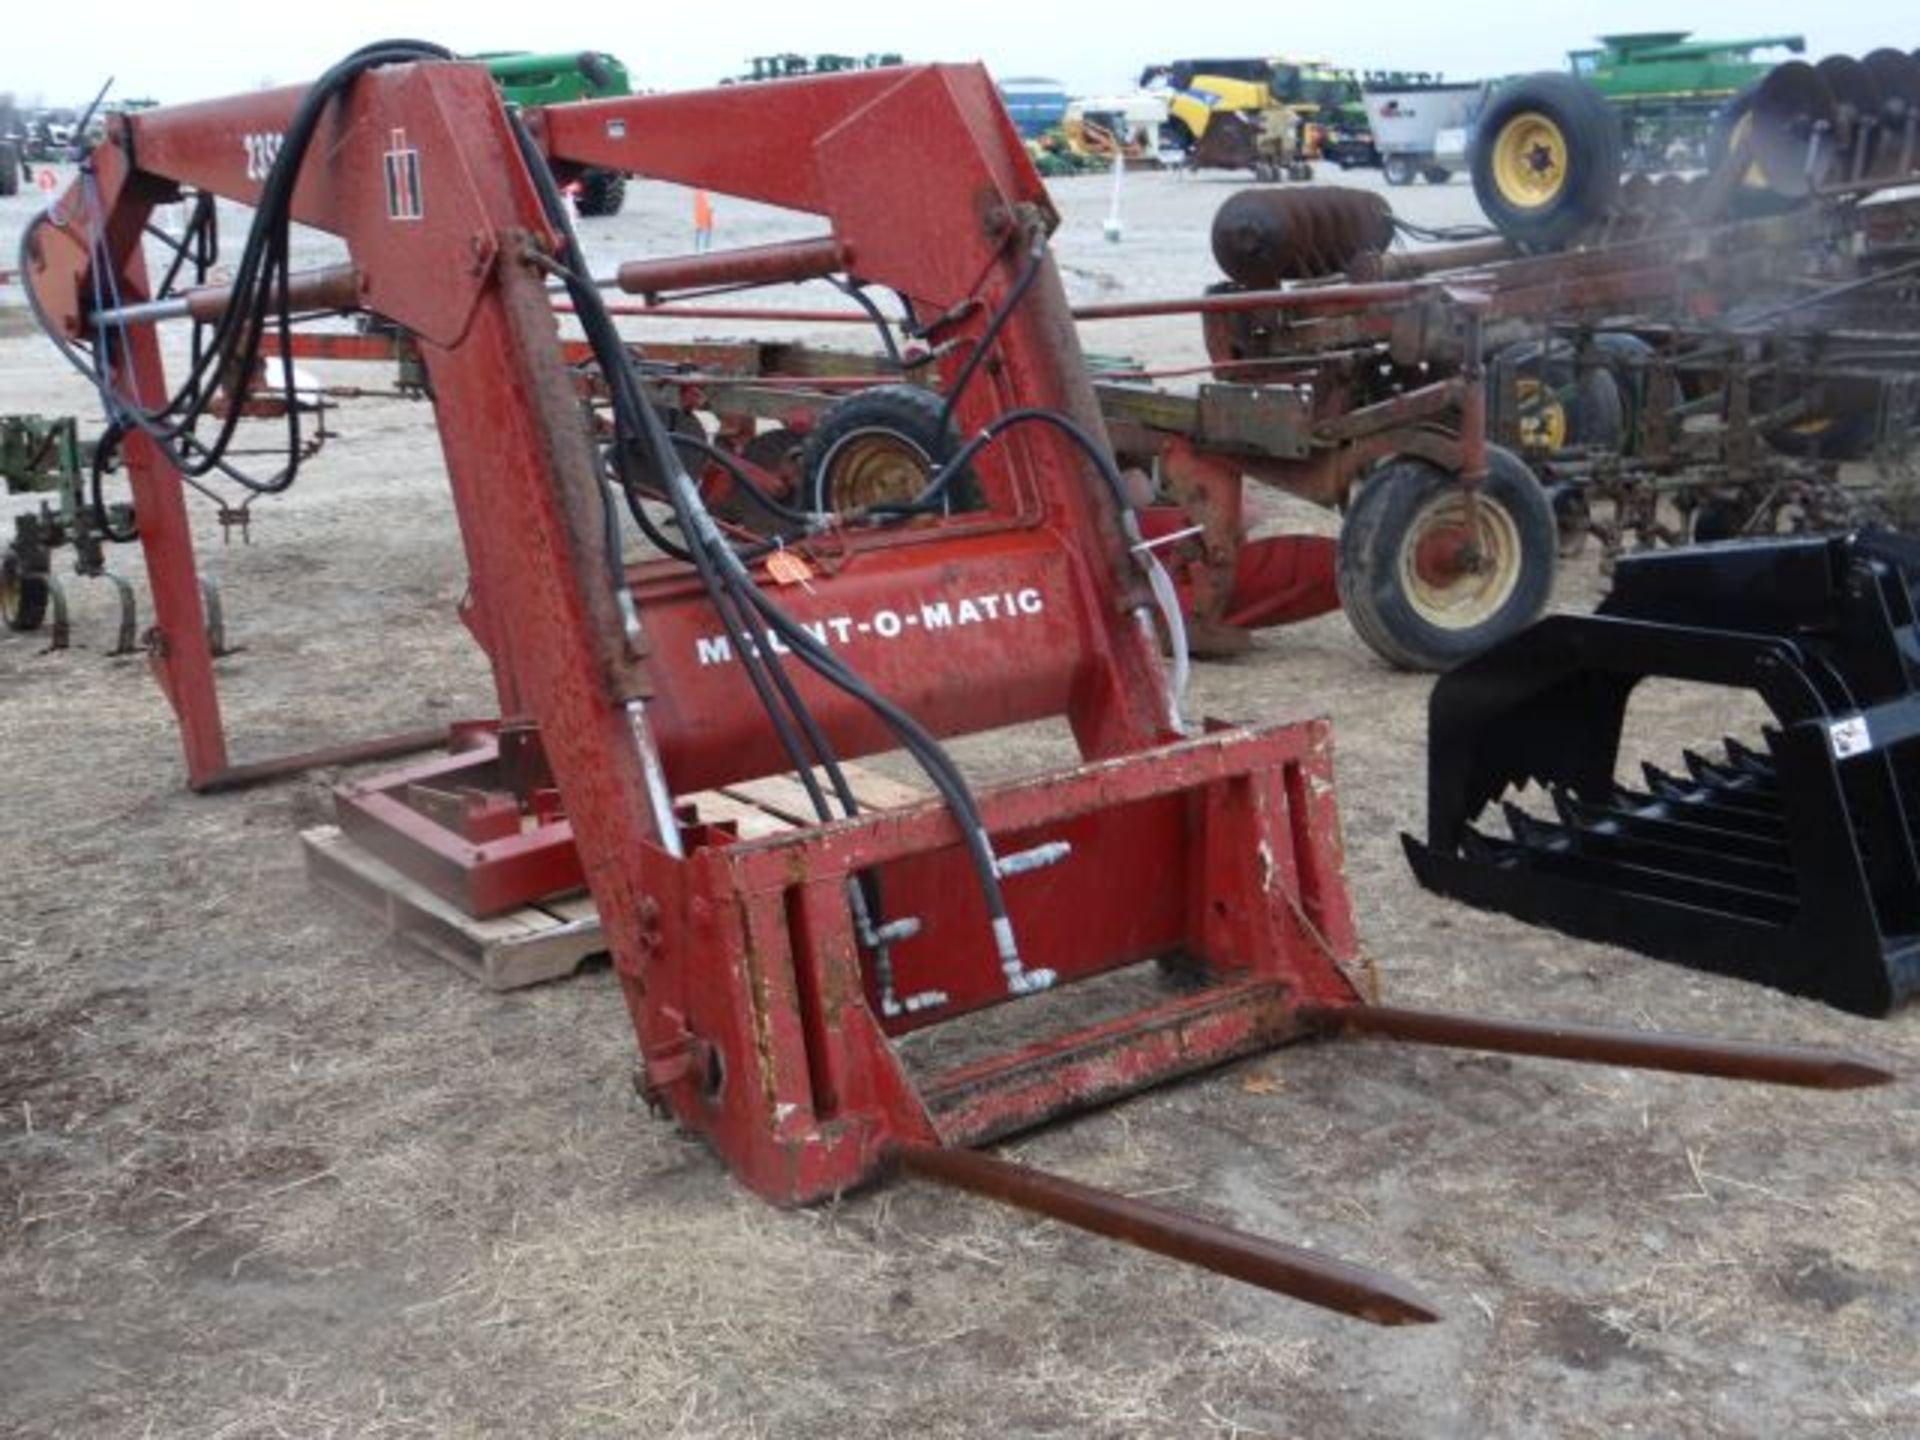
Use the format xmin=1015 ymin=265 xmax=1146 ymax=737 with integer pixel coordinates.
xmin=477 ymin=51 xmax=634 ymax=215
xmin=1569 ymin=32 xmax=1805 ymax=170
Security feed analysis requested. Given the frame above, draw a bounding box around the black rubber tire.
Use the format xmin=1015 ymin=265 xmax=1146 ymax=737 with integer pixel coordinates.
xmin=573 ymin=169 xmax=628 ymax=218
xmin=1762 ymin=409 xmax=1879 ymax=462
xmin=1496 ymin=341 xmax=1624 ymax=452
xmin=1568 ymin=367 xmax=1624 ymax=451
xmin=1336 ymin=445 xmax=1556 ymax=671
xmin=1383 ymin=154 xmax=1415 ymax=186
xmin=1470 ymin=73 xmax=1621 ymax=251
xmin=1 ymin=550 xmax=50 ymax=633
xmin=1590 ymin=332 xmax=1656 ymax=448
xmin=1422 ymin=165 xmax=1452 ymax=184
xmin=0 ymin=149 xmax=18 ymax=199
xmin=801 ymin=386 xmax=980 ymax=515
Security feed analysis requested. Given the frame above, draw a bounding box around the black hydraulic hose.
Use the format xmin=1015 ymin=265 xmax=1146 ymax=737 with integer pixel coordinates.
xmin=23 ymin=40 xmax=453 ymax=497
xmin=509 ymin=112 xmax=848 ymax=826
xmin=933 ymin=232 xmax=1046 ymax=434
xmin=829 ymin=276 xmax=902 ymax=366
xmin=507 ymin=110 xmax=1032 ymax=987
xmin=667 ymin=432 xmax=818 ymax=533
xmin=863 ymin=405 xmax=1136 ymax=521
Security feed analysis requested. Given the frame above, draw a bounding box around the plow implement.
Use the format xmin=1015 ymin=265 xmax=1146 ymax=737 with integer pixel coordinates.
xmin=17 ymin=46 xmax=1895 ymax=1327
xmin=1408 ymin=531 xmax=1920 ymax=1016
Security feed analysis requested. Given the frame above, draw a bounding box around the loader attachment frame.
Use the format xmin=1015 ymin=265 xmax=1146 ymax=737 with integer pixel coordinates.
xmin=1408 ymin=531 xmax=1920 ymax=1015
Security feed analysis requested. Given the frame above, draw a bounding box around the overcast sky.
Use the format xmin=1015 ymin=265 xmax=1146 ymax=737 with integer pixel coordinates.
xmin=5 ymin=2 xmax=1914 ymax=109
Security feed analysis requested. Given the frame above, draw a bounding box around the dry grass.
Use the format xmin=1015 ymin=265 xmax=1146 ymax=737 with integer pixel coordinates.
xmin=6 ymin=170 xmax=1920 ymax=1438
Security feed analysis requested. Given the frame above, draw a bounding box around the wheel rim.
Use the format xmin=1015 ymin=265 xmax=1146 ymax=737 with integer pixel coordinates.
xmin=1514 ymin=377 xmax=1569 ymax=450
xmin=1491 ymin=112 xmax=1569 ymax=209
xmin=1728 ymin=112 xmax=1767 ymax=189
xmin=1397 ymin=488 xmax=1524 ymax=629
xmin=817 ymin=428 xmax=936 ymax=512
xmin=0 ymin=558 xmax=19 ymax=627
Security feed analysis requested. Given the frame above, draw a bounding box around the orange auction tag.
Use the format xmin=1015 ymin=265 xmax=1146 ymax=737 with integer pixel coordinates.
xmin=766 ymin=550 xmax=814 ymax=586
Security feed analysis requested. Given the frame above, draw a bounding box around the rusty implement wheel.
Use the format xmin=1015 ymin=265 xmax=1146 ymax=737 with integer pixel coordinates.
xmin=1513 ymin=377 xmax=1569 ymax=451
xmin=801 ymin=385 xmax=979 ymax=516
xmin=2 ymin=548 xmax=50 ymax=634
xmin=1337 ymin=447 xmax=1555 ymax=671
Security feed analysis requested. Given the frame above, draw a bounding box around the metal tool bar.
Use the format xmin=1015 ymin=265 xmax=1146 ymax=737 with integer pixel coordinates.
xmin=191 ymin=725 xmax=450 ymax=794
xmin=612 ymin=236 xmax=849 ymax=296
xmin=1071 ymin=280 xmax=1432 ymax=322
xmin=1299 ymin=1004 xmax=1894 ymax=1089
xmin=87 ymin=263 xmax=361 ymax=327
xmin=892 ymin=1142 xmax=1440 ymax=1326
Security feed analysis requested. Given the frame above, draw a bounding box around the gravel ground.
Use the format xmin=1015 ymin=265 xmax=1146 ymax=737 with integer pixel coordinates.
xmin=3 ymin=140 xmax=1919 ymax=1440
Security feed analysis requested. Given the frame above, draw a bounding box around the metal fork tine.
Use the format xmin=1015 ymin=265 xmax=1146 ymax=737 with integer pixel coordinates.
xmin=1299 ymin=1003 xmax=1895 ymax=1089
xmin=892 ymin=1143 xmax=1441 ymax=1326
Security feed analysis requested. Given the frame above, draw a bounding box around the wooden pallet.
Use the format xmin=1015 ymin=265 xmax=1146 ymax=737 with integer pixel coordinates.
xmin=301 ymin=765 xmax=924 ymax=990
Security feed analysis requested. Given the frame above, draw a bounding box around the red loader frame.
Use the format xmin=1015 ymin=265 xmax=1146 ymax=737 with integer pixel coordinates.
xmin=23 ymin=56 xmax=1888 ymax=1320
xmin=26 ymin=61 xmax=1365 ymax=1203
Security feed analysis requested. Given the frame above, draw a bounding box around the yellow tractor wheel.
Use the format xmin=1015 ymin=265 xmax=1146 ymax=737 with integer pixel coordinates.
xmin=1470 ymin=73 xmax=1620 ymax=251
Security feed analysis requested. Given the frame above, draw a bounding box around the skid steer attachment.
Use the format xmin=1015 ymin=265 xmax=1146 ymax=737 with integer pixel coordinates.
xmin=1407 ymin=531 xmax=1920 ymax=1016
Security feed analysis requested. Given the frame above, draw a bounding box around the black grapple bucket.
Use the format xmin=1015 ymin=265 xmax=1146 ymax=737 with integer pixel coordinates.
xmin=1404 ymin=531 xmax=1920 ymax=1016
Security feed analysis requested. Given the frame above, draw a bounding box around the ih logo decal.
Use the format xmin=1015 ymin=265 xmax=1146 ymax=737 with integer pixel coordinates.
xmin=384 ymin=129 xmax=423 ymax=221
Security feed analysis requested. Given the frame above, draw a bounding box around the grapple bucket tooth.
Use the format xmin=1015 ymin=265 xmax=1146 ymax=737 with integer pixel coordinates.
xmin=1684 ymin=748 xmax=1775 ymax=795
xmin=1501 ymin=799 xmax=1564 ymax=849
xmin=1724 ymin=736 xmax=1776 ymax=777
xmin=1642 ymin=763 xmax=1689 ymax=799
xmin=1405 ymin=533 xmax=1920 ymax=1017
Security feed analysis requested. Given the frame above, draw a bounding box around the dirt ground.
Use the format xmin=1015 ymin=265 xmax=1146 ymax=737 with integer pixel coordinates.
xmin=3 ymin=152 xmax=1919 ymax=1440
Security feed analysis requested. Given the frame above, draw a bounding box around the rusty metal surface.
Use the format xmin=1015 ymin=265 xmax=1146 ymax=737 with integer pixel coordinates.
xmin=193 ymin=726 xmax=449 ymax=795
xmin=612 ymin=236 xmax=848 ymax=297
xmin=1210 ymin=187 xmax=1397 ymax=287
xmin=893 ymin=1142 xmax=1440 ymax=1325
xmin=1299 ymin=1004 xmax=1896 ymax=1089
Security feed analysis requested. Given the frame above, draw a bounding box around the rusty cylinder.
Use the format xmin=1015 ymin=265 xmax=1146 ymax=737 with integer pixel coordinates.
xmin=1209 ymin=187 xmax=1396 ymax=287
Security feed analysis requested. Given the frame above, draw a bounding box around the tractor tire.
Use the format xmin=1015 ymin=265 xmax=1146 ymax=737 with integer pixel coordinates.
xmin=1 ymin=549 xmax=50 ymax=633
xmin=1471 ymin=73 xmax=1620 ymax=251
xmin=1336 ymin=446 xmax=1556 ymax=672
xmin=1422 ymin=165 xmax=1452 ymax=185
xmin=1383 ymin=154 xmax=1415 ymax=186
xmin=801 ymin=386 xmax=980 ymax=516
xmin=1590 ymin=331 xmax=1656 ymax=449
xmin=1496 ymin=341 xmax=1624 ymax=453
xmin=0 ymin=151 xmax=18 ymax=199
xmin=574 ymin=169 xmax=628 ymax=218
xmin=1763 ymin=409 xmax=1879 ymax=462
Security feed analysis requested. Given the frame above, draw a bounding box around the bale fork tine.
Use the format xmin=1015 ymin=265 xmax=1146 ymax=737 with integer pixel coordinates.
xmin=1297 ymin=1004 xmax=1895 ymax=1089
xmin=892 ymin=1142 xmax=1441 ymax=1326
